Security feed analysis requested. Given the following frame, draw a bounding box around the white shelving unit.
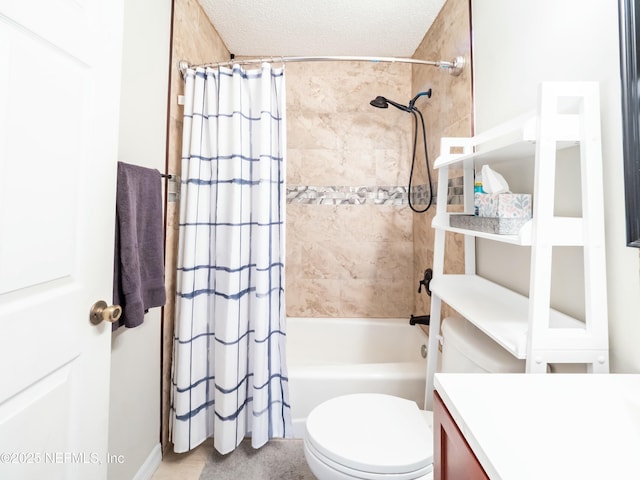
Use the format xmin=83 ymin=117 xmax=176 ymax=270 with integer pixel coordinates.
xmin=425 ymin=82 xmax=609 ymax=409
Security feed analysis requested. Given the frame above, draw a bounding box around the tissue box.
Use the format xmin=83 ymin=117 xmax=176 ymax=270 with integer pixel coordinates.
xmin=475 ymin=193 xmax=532 ymax=218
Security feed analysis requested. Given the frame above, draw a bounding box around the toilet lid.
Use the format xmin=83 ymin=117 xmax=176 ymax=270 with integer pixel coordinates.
xmin=305 ymin=393 xmax=433 ymax=475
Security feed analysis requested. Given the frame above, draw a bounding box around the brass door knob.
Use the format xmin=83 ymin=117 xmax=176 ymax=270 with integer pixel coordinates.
xmin=90 ymin=300 xmax=123 ymax=325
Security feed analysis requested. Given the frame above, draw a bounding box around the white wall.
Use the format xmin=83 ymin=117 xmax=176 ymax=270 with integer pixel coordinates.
xmin=471 ymin=0 xmax=640 ymax=372
xmin=108 ymin=0 xmax=171 ymax=479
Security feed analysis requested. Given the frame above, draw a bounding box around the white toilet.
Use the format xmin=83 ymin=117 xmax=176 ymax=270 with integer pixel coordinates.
xmin=303 ymin=316 xmax=525 ymax=480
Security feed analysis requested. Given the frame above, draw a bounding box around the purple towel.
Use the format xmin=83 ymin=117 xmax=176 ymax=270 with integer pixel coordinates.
xmin=113 ymin=162 xmax=166 ymax=330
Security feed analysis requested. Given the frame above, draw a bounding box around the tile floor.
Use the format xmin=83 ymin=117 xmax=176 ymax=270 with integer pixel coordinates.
xmin=151 ymin=439 xmax=212 ymax=480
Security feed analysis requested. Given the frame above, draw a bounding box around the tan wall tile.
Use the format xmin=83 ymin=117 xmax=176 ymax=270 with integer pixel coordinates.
xmin=285 ymin=279 xmax=342 ymax=317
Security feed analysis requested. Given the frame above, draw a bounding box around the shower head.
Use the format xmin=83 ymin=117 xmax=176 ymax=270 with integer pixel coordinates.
xmin=369 ymin=89 xmax=432 ymax=112
xmin=369 ymin=96 xmax=412 ymax=112
xmin=370 ymin=96 xmax=390 ymax=109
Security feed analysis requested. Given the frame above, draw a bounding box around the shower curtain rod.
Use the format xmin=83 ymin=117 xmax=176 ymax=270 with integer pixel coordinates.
xmin=178 ymin=55 xmax=465 ymax=77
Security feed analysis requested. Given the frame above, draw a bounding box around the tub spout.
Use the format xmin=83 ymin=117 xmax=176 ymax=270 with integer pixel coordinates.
xmin=409 ymin=315 xmax=430 ymax=326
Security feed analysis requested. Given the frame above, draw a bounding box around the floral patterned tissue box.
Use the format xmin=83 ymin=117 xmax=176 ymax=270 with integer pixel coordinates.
xmin=475 ymin=193 xmax=532 ymax=218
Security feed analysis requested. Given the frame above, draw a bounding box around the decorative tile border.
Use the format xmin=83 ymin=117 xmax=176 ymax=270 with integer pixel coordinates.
xmin=411 ymin=183 xmax=432 ymax=206
xmin=286 ymin=176 xmax=463 ymax=206
xmin=286 ymin=185 xmax=433 ymax=205
xmin=286 ymin=186 xmax=406 ymax=205
xmin=447 ymin=176 xmax=464 ymax=205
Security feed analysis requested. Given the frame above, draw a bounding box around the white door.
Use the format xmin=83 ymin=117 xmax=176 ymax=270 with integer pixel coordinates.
xmin=0 ymin=1 xmax=123 ymax=479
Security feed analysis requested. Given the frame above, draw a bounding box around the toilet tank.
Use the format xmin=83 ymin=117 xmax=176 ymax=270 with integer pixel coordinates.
xmin=441 ymin=316 xmax=525 ymax=373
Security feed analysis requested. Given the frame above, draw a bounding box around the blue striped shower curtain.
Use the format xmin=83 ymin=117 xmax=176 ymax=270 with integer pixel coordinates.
xmin=171 ymin=64 xmax=291 ymax=454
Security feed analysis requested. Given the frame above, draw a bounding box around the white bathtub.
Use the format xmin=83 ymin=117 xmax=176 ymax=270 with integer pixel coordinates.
xmin=285 ymin=317 xmax=429 ymax=438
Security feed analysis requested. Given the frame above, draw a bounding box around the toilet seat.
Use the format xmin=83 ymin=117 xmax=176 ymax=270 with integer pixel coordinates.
xmin=304 ymin=393 xmax=433 ymax=479
xmin=305 ymin=433 xmax=433 ymax=480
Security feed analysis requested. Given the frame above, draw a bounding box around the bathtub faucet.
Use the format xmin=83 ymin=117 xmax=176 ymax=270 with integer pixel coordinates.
xmin=409 ymin=314 xmax=430 ymax=326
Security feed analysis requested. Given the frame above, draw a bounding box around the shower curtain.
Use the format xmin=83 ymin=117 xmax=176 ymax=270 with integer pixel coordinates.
xmin=171 ymin=63 xmax=291 ymax=455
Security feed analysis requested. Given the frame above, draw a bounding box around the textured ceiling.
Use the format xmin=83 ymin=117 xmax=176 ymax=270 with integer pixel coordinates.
xmin=198 ymin=0 xmax=447 ymax=57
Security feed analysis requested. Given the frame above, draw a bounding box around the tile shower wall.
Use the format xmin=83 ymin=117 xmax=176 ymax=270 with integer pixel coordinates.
xmin=285 ymin=61 xmax=415 ymax=317
xmin=411 ymin=0 xmax=473 ymax=320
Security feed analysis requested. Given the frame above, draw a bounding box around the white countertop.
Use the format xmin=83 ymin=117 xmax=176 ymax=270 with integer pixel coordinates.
xmin=435 ymin=373 xmax=640 ymax=480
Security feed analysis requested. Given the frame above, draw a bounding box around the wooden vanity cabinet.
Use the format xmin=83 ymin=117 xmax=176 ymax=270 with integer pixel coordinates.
xmin=433 ymin=391 xmax=489 ymax=480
